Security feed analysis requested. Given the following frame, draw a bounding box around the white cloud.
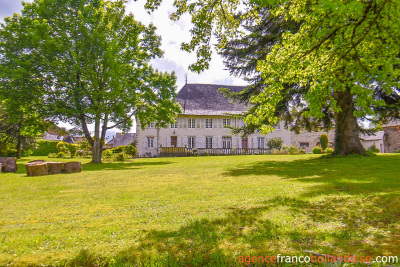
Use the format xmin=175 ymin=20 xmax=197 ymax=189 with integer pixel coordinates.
xmin=125 ymin=0 xmax=246 ymax=90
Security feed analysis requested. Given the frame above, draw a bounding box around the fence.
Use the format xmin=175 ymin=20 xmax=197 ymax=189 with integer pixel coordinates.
xmin=159 ymin=147 xmax=270 ymax=157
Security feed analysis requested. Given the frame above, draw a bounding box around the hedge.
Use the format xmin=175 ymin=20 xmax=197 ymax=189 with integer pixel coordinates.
xmin=32 ymin=140 xmax=59 ymax=156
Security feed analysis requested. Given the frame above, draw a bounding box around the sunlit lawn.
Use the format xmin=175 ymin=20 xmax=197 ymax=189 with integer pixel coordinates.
xmin=0 ymin=154 xmax=399 ymax=266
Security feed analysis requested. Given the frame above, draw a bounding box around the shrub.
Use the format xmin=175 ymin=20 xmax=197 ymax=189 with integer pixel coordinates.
xmin=112 ymin=152 xmax=131 ymax=162
xmin=320 ymin=134 xmax=329 ymax=150
xmin=56 ymin=141 xmax=78 ymax=157
xmin=326 ymin=148 xmax=334 ymax=153
xmin=57 ymin=151 xmax=70 ymax=158
xmin=203 ymin=151 xmax=210 ymax=156
xmin=112 ymin=145 xmax=137 ymax=157
xmin=102 ymin=149 xmax=113 ymax=160
xmin=271 ymin=149 xmax=281 ymax=155
xmin=367 ymin=144 xmax=380 ymax=153
xmin=32 ymin=140 xmax=58 ymax=156
xmin=287 ymin=145 xmax=300 ymax=155
xmin=48 ymin=153 xmax=58 ymax=158
xmin=312 ymin=146 xmax=322 ymax=154
xmin=267 ymin=137 xmax=283 ymax=150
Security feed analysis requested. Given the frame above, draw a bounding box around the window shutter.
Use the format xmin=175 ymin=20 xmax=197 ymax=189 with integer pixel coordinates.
xmin=213 ymin=119 xmax=218 ymax=128
xmin=219 ymin=118 xmax=223 ymax=128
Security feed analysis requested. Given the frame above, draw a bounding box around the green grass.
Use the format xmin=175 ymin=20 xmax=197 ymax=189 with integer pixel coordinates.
xmin=0 ymin=154 xmax=399 ymax=266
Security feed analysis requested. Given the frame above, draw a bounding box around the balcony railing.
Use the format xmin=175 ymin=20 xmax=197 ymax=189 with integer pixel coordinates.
xmin=159 ymin=147 xmax=270 ymax=157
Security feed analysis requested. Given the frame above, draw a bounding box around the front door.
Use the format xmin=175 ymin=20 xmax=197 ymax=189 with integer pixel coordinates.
xmin=171 ymin=136 xmax=177 ymax=147
xmin=242 ymin=138 xmax=248 ymax=149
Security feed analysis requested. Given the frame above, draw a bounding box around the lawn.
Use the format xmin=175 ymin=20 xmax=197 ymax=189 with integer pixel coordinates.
xmin=0 ymin=154 xmax=399 ymax=266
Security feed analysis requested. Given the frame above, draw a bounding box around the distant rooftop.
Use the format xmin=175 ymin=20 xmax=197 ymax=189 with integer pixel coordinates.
xmin=176 ymin=83 xmax=248 ymax=116
xmin=360 ymin=131 xmax=385 ymax=141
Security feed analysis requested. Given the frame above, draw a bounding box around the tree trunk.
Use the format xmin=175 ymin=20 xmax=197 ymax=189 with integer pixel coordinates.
xmin=25 ymin=162 xmax=48 ymax=176
xmin=92 ymin=118 xmax=102 ymax=163
xmin=16 ymin=121 xmax=23 ymax=159
xmin=333 ymin=88 xmax=367 ymax=156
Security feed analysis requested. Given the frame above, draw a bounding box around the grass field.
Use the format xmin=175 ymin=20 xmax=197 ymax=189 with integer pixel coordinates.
xmin=0 ymin=154 xmax=399 ymax=266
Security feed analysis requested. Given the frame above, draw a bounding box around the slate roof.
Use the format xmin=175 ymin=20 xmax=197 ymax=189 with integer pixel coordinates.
xmin=176 ymin=83 xmax=248 ymax=116
xmin=108 ymin=133 xmax=136 ymax=147
xmin=360 ymin=131 xmax=385 ymax=141
xmin=382 ymin=119 xmax=400 ymax=128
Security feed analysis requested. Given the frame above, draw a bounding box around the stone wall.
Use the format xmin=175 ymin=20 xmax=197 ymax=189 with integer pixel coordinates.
xmin=383 ymin=126 xmax=400 ymax=153
xmin=291 ymin=130 xmax=335 ymax=153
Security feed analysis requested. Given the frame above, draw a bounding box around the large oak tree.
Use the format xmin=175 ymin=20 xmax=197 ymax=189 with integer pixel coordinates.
xmin=1 ymin=0 xmax=181 ymax=163
xmin=146 ymin=0 xmax=400 ymax=155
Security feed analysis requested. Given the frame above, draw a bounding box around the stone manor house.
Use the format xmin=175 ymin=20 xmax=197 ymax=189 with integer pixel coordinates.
xmin=136 ymin=83 xmax=338 ymax=157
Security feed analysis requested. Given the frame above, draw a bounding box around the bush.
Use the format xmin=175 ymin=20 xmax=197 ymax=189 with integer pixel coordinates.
xmin=367 ymin=144 xmax=380 ymax=153
xmin=287 ymin=145 xmax=300 ymax=155
xmin=326 ymin=148 xmax=334 ymax=153
xmin=102 ymin=149 xmax=113 ymax=160
xmin=112 ymin=152 xmax=131 ymax=162
xmin=48 ymin=153 xmax=58 ymax=158
xmin=267 ymin=137 xmax=283 ymax=150
xmin=57 ymin=151 xmax=70 ymax=158
xmin=57 ymin=141 xmax=78 ymax=157
xmin=32 ymin=140 xmax=58 ymax=156
xmin=320 ymin=134 xmax=329 ymax=150
xmin=312 ymin=146 xmax=322 ymax=154
xmin=112 ymin=145 xmax=137 ymax=157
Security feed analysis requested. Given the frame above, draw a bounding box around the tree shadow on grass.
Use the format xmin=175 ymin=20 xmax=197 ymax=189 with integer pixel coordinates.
xmin=66 ymin=194 xmax=400 ymax=266
xmin=223 ymin=154 xmax=400 ymax=198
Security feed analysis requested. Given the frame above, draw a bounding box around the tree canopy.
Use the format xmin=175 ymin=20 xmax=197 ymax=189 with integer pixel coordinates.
xmin=146 ymin=0 xmax=400 ymax=155
xmin=1 ymin=0 xmax=181 ymax=162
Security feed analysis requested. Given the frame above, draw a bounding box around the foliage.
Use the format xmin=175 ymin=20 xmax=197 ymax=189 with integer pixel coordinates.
xmin=1 ymin=154 xmax=400 ymax=265
xmin=368 ymin=144 xmax=380 ymax=153
xmin=32 ymin=140 xmax=58 ymax=156
xmin=266 ymin=137 xmax=283 ymax=150
xmin=102 ymin=149 xmax=113 ymax=160
xmin=326 ymin=148 xmax=334 ymax=154
xmin=112 ymin=145 xmax=137 ymax=157
xmin=0 ymin=105 xmax=43 ymax=158
xmin=48 ymin=153 xmax=58 ymax=158
xmin=145 ymin=0 xmax=400 ymax=156
xmin=0 ymin=0 xmax=181 ymax=163
xmin=57 ymin=142 xmax=78 ymax=157
xmin=312 ymin=146 xmax=322 ymax=154
xmin=320 ymin=134 xmax=329 ymax=150
xmin=111 ymin=152 xmax=131 ymax=162
xmin=57 ymin=151 xmax=70 ymax=158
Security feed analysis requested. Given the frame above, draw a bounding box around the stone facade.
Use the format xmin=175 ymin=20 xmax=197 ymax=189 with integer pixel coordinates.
xmin=383 ymin=126 xmax=400 ymax=153
xmin=290 ymin=130 xmax=335 ymax=153
xmin=136 ymin=116 xmax=292 ymax=157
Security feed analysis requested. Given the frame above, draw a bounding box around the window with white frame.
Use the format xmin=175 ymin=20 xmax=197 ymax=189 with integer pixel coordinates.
xmin=188 ymin=118 xmax=196 ymax=128
xmin=206 ymin=137 xmax=213 ymax=149
xmin=188 ymin=136 xmax=195 ymax=148
xmin=275 ymin=122 xmax=281 ymax=130
xmin=170 ymin=121 xmax=178 ymax=128
xmin=148 ymin=122 xmax=155 ymax=128
xmin=147 ymin=137 xmax=154 ymax=148
xmin=257 ymin=137 xmax=265 ymax=149
xmin=222 ymin=137 xmax=232 ymax=149
xmin=223 ymin=118 xmax=231 ymax=127
xmin=205 ymin=119 xmax=213 ymax=128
